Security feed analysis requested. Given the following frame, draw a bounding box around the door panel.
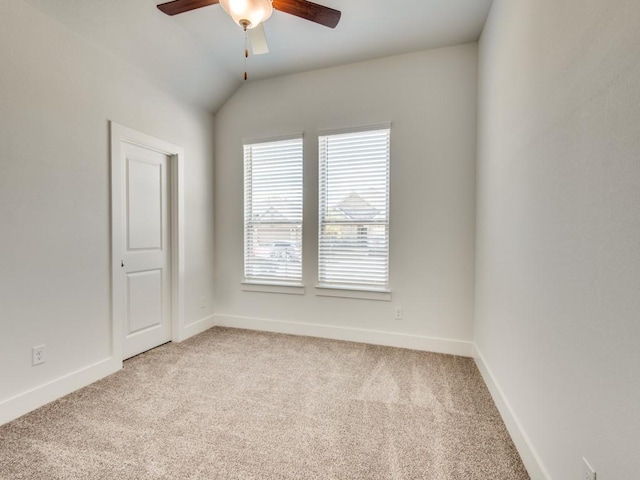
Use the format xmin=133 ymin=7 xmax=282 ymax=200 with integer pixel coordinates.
xmin=127 ymin=269 xmax=163 ymax=334
xmin=127 ymin=158 xmax=163 ymax=251
xmin=122 ymin=143 xmax=171 ymax=359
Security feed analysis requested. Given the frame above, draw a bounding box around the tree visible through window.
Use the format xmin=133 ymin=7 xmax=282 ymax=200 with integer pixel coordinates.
xmin=244 ymin=137 xmax=303 ymax=284
xmin=318 ymin=128 xmax=390 ymax=290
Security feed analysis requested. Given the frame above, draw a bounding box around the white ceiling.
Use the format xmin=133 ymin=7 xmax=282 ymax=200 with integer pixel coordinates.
xmin=23 ymin=0 xmax=493 ymax=112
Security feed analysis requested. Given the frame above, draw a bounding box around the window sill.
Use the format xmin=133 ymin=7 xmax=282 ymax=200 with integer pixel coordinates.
xmin=315 ymin=285 xmax=392 ymax=301
xmin=241 ymin=282 xmax=305 ymax=295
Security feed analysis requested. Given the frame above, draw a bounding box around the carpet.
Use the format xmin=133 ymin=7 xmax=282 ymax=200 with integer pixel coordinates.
xmin=0 ymin=327 xmax=529 ymax=479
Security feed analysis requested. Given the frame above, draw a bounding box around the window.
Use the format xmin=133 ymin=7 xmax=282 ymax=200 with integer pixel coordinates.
xmin=244 ymin=137 xmax=303 ymax=285
xmin=318 ymin=127 xmax=390 ymax=291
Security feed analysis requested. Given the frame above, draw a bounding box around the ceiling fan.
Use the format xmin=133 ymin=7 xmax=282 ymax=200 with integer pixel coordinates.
xmin=157 ymin=0 xmax=341 ymax=56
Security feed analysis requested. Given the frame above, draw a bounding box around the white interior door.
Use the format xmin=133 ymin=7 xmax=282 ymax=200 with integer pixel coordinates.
xmin=121 ymin=142 xmax=172 ymax=359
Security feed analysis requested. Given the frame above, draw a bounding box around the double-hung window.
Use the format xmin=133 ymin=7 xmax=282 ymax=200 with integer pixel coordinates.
xmin=318 ymin=127 xmax=391 ymax=291
xmin=244 ymin=136 xmax=303 ymax=285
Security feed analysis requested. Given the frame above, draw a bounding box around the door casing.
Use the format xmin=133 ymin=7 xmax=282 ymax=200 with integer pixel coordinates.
xmin=110 ymin=121 xmax=185 ymax=361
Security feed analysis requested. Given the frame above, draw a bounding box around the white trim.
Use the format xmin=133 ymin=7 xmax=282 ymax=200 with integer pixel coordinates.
xmin=110 ymin=122 xmax=186 ymax=356
xmin=170 ymin=147 xmax=186 ymax=342
xmin=215 ymin=314 xmax=473 ymax=357
xmin=0 ymin=357 xmax=121 ymax=426
xmin=241 ymin=282 xmax=306 ymax=295
xmin=242 ymin=132 xmax=303 ymax=145
xmin=473 ymin=344 xmax=552 ymax=480
xmin=315 ymin=285 xmax=391 ymax=301
xmin=318 ymin=122 xmax=392 ymax=137
xmin=180 ymin=314 xmax=217 ymax=341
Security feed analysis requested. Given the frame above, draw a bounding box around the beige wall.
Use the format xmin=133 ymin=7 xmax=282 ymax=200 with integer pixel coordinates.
xmin=0 ymin=1 xmax=215 ymax=420
xmin=214 ymin=44 xmax=478 ymax=352
xmin=475 ymin=0 xmax=640 ymax=478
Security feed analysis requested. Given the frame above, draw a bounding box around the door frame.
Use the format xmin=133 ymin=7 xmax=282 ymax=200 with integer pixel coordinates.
xmin=110 ymin=121 xmax=185 ymax=361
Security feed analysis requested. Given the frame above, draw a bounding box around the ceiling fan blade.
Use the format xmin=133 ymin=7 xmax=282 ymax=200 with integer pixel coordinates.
xmin=248 ymin=23 xmax=269 ymax=55
xmin=157 ymin=0 xmax=219 ymax=16
xmin=272 ymin=0 xmax=341 ymax=28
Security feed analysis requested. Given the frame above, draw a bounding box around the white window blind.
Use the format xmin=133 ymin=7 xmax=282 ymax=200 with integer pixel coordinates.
xmin=244 ymin=137 xmax=303 ymax=284
xmin=318 ymin=128 xmax=390 ymax=290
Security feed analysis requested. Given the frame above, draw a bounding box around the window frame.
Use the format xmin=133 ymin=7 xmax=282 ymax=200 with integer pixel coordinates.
xmin=243 ymin=134 xmax=304 ymax=289
xmin=317 ymin=124 xmax=391 ymax=299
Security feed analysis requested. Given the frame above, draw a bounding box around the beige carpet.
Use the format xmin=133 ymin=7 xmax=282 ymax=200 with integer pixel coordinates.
xmin=0 ymin=327 xmax=529 ymax=479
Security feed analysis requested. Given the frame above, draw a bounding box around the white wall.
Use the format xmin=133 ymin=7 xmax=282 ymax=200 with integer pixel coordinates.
xmin=0 ymin=1 xmax=215 ymax=422
xmin=475 ymin=0 xmax=640 ymax=479
xmin=214 ymin=44 xmax=478 ymax=355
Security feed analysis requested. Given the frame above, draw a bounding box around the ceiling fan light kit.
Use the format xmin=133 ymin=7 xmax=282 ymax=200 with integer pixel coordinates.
xmin=157 ymin=0 xmax=341 ymax=29
xmin=219 ymin=0 xmax=273 ymax=29
xmin=157 ymin=0 xmax=341 ymax=79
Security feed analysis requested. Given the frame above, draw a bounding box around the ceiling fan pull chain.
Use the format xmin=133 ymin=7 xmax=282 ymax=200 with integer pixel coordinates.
xmin=243 ymin=23 xmax=249 ymax=81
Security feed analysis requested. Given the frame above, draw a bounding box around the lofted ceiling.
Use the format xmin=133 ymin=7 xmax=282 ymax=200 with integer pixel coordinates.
xmin=22 ymin=0 xmax=493 ymax=112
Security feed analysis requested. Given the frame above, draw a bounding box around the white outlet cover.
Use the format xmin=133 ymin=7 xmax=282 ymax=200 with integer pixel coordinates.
xmin=32 ymin=345 xmax=47 ymax=366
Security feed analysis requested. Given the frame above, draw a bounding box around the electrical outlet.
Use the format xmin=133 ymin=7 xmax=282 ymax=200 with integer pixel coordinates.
xmin=32 ymin=345 xmax=46 ymax=366
xmin=582 ymin=458 xmax=596 ymax=480
xmin=200 ymin=296 xmax=206 ymax=309
xmin=394 ymin=306 xmax=403 ymax=320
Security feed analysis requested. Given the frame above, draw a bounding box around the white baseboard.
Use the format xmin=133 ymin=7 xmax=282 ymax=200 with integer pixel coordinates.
xmin=179 ymin=314 xmax=217 ymax=342
xmin=0 ymin=357 xmax=121 ymax=426
xmin=215 ymin=314 xmax=473 ymax=357
xmin=473 ymin=345 xmax=551 ymax=480
xmin=0 ymin=314 xmax=217 ymax=426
